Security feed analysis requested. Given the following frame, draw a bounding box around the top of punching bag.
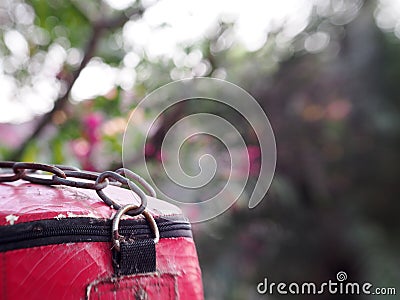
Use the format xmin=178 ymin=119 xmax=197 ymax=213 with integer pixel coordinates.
xmin=0 ymin=163 xmax=182 ymax=226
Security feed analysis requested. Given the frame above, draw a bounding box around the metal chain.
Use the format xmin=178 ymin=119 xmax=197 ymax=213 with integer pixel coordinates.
xmin=0 ymin=161 xmax=155 ymax=216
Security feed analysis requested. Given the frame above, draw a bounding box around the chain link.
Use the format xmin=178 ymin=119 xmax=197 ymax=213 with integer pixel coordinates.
xmin=0 ymin=161 xmax=155 ymax=216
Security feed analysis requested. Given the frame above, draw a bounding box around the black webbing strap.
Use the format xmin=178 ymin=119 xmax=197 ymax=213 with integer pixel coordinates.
xmin=113 ymin=239 xmax=156 ymax=276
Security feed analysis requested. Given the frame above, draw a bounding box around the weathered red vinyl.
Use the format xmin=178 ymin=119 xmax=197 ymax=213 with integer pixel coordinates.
xmin=0 ymin=181 xmax=204 ymax=299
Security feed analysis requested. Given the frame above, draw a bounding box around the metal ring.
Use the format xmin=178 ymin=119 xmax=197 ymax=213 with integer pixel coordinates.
xmin=53 ymin=165 xmax=81 ymax=172
xmin=112 ymin=204 xmax=160 ymax=252
xmin=0 ymin=161 xmax=26 ymax=182
xmin=13 ymin=162 xmax=66 ymax=185
xmin=95 ymin=171 xmax=147 ymax=216
xmin=0 ymin=161 xmax=16 ymax=169
xmin=115 ymin=168 xmax=156 ymax=198
xmin=52 ymin=170 xmax=109 ymax=190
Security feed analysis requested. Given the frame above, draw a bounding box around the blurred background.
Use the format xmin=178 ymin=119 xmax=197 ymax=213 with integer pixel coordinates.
xmin=1 ymin=0 xmax=399 ymax=299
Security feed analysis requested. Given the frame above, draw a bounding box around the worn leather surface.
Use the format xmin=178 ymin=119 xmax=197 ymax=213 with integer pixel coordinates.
xmin=1 ymin=238 xmax=203 ymax=300
xmin=0 ymin=180 xmax=182 ymax=225
xmin=0 ymin=182 xmax=204 ymax=300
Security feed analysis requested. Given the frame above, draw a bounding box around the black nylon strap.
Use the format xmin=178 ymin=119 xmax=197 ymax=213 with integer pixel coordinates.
xmin=114 ymin=239 xmax=156 ymax=276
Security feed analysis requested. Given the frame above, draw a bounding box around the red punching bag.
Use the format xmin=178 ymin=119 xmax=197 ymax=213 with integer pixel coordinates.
xmin=0 ymin=162 xmax=204 ymax=300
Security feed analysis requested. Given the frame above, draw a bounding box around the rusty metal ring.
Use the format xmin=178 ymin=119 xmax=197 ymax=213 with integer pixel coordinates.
xmin=13 ymin=162 xmax=66 ymax=185
xmin=95 ymin=171 xmax=147 ymax=216
xmin=112 ymin=204 xmax=159 ymax=252
xmin=0 ymin=161 xmax=16 ymax=169
xmin=115 ymin=168 xmax=156 ymax=198
xmin=52 ymin=170 xmax=109 ymax=190
xmin=0 ymin=161 xmax=26 ymax=182
xmin=53 ymin=165 xmax=81 ymax=172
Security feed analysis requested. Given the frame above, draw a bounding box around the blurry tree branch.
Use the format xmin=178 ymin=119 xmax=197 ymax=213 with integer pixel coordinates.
xmin=8 ymin=6 xmax=143 ymax=161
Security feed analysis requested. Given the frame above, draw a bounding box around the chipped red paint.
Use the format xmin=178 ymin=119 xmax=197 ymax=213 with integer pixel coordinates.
xmin=0 ymin=181 xmax=182 ymax=225
xmin=0 ymin=181 xmax=204 ymax=300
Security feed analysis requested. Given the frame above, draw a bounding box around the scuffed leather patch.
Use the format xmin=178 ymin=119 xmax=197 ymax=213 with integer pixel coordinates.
xmin=86 ymin=273 xmax=178 ymax=300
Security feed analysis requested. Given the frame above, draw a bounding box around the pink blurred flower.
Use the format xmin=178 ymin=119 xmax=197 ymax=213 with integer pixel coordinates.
xmin=247 ymin=145 xmax=261 ymax=176
xmin=145 ymin=143 xmax=156 ymax=158
xmin=70 ymin=138 xmax=95 ymax=170
xmin=83 ymin=113 xmax=103 ymax=144
xmin=70 ymin=113 xmax=104 ymax=171
xmin=144 ymin=142 xmax=164 ymax=162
